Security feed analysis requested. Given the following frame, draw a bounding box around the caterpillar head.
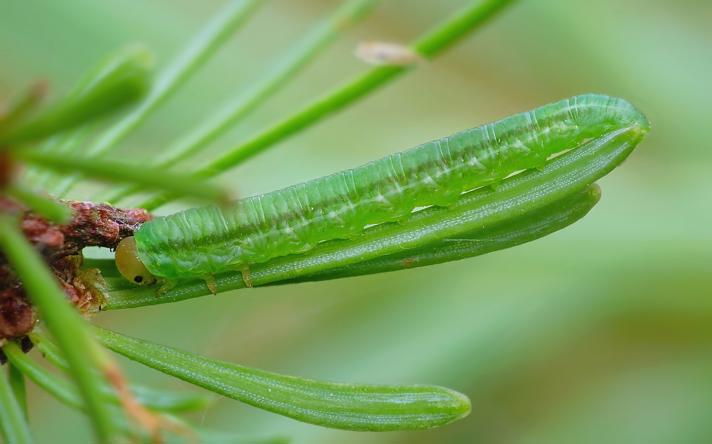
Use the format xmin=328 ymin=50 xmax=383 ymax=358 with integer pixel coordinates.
xmin=115 ymin=236 xmax=156 ymax=286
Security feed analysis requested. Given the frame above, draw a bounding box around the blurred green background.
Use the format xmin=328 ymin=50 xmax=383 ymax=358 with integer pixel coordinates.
xmin=1 ymin=1 xmax=711 ymax=443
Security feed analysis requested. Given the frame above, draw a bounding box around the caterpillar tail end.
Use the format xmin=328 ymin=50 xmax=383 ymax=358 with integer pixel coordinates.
xmin=613 ymin=96 xmax=650 ymax=146
xmin=628 ymin=105 xmax=651 ymax=137
xmin=609 ymin=94 xmax=652 ymax=135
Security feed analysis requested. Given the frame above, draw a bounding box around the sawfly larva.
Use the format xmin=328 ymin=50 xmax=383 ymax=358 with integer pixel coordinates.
xmin=115 ymin=93 xmax=650 ymax=287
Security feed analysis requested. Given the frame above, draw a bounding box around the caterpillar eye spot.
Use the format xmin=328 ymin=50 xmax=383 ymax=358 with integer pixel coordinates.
xmin=134 ymin=276 xmax=143 ymax=284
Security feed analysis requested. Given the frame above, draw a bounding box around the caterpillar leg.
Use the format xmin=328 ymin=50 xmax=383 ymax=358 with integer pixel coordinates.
xmin=156 ymin=280 xmax=175 ymax=295
xmin=402 ymin=256 xmax=418 ymax=268
xmin=240 ymin=265 xmax=253 ymax=288
xmin=203 ymin=275 xmax=218 ymax=295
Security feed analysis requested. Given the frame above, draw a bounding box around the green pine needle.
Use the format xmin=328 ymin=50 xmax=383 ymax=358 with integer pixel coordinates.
xmin=0 ymin=361 xmax=33 ymax=444
xmin=95 ymin=326 xmax=471 ymax=431
xmin=14 ymin=149 xmax=229 ymax=204
xmin=0 ymin=46 xmax=152 ymax=146
xmin=30 ymin=332 xmax=215 ymax=414
xmin=101 ymin=0 xmax=380 ymax=205
xmin=55 ymin=0 xmax=263 ymax=197
xmin=0 ymin=217 xmax=119 ymax=442
xmin=6 ymin=363 xmax=27 ymax=420
xmin=5 ymin=183 xmax=71 ymax=223
xmin=139 ymin=0 xmax=517 ymax=210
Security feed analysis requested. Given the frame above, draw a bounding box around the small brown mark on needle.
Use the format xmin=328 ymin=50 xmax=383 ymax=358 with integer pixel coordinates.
xmin=355 ymin=41 xmax=423 ymax=66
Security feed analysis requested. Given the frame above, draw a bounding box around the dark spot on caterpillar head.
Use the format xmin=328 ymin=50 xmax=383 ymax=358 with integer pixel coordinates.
xmin=134 ymin=276 xmax=143 ymax=283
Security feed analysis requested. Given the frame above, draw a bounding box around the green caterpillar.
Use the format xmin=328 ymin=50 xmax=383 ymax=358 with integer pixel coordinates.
xmin=115 ymin=94 xmax=649 ymax=287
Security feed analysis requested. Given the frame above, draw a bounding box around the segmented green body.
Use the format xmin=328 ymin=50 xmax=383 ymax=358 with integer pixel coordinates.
xmin=134 ymin=94 xmax=648 ymax=280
